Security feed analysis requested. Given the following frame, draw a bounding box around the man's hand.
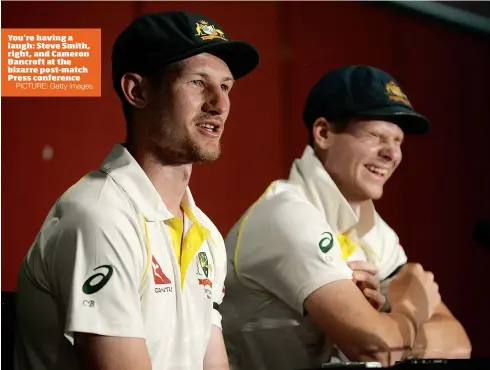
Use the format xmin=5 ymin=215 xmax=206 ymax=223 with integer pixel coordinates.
xmin=348 ymin=260 xmax=385 ymax=311
xmin=388 ymin=263 xmax=441 ymax=325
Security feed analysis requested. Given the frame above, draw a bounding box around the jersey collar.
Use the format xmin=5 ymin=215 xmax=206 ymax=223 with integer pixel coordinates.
xmin=99 ymin=144 xmax=176 ymax=222
xmin=288 ymin=145 xmax=375 ymax=237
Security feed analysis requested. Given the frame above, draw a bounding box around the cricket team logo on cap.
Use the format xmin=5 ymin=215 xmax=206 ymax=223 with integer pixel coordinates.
xmin=385 ymin=81 xmax=411 ymax=107
xmin=195 ymin=20 xmax=227 ymax=41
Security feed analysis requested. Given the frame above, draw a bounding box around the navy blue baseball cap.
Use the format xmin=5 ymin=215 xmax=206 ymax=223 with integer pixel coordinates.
xmin=112 ymin=11 xmax=260 ymax=98
xmin=303 ymin=65 xmax=430 ymax=135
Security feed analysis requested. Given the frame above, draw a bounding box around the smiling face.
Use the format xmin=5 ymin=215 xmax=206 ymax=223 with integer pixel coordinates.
xmin=315 ymin=118 xmax=404 ymax=203
xmin=144 ymin=52 xmax=234 ymax=164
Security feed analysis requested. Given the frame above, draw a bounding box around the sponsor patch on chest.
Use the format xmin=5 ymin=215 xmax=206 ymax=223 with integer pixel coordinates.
xmin=196 ymin=251 xmax=213 ymax=299
xmin=152 ymin=255 xmax=173 ymax=294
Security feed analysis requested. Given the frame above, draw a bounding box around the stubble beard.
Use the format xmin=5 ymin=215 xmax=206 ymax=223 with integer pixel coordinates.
xmin=149 ymin=114 xmax=222 ymax=165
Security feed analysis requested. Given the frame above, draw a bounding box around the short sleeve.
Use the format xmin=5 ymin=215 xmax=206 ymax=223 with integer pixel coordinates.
xmin=202 ymin=215 xmax=227 ymax=329
xmin=43 ymin=205 xmax=146 ymax=343
xmin=210 ymin=235 xmax=226 ymax=329
xmin=369 ymin=212 xmax=408 ymax=282
xmin=235 ymin=195 xmax=354 ymax=315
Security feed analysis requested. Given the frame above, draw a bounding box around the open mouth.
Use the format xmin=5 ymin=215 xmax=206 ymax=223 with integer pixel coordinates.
xmin=197 ymin=122 xmax=219 ymax=133
xmin=365 ymin=164 xmax=388 ymax=177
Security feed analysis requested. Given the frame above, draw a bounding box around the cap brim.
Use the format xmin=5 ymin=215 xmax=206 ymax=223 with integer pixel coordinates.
xmin=356 ymin=105 xmax=431 ymax=135
xmin=197 ymin=41 xmax=259 ymax=80
xmin=147 ymin=40 xmax=259 ymax=80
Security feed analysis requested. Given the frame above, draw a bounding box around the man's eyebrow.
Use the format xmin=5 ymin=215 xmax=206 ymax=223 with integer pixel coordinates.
xmin=187 ymin=71 xmax=234 ymax=82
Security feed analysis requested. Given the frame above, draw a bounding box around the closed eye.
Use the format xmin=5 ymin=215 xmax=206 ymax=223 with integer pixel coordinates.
xmin=371 ymin=132 xmax=403 ymax=146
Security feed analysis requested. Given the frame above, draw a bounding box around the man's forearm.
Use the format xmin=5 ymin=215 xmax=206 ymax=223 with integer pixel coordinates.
xmin=411 ymin=303 xmax=471 ymax=359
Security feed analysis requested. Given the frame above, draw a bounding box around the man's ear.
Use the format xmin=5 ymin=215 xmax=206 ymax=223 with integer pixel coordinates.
xmin=120 ymin=73 xmax=149 ymax=109
xmin=312 ymin=117 xmax=334 ymax=150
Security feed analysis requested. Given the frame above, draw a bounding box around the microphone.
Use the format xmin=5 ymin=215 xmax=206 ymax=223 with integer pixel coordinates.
xmin=473 ymin=219 xmax=490 ymax=250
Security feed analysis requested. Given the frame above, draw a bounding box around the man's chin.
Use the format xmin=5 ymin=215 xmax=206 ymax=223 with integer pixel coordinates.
xmin=354 ymin=183 xmax=383 ymax=201
xmin=192 ymin=147 xmax=221 ymax=163
xmin=367 ymin=188 xmax=383 ymax=200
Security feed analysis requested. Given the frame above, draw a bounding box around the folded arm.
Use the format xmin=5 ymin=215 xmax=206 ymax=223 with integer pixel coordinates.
xmin=236 ymin=200 xmax=422 ymax=367
xmin=305 ymin=279 xmax=418 ymax=366
xmin=410 ymin=302 xmax=471 ymax=359
xmin=383 ymin=267 xmax=471 ymax=359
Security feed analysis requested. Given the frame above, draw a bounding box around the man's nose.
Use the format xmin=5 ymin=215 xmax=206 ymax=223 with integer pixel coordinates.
xmin=379 ymin=142 xmax=401 ymax=163
xmin=202 ymin=86 xmax=228 ymax=115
